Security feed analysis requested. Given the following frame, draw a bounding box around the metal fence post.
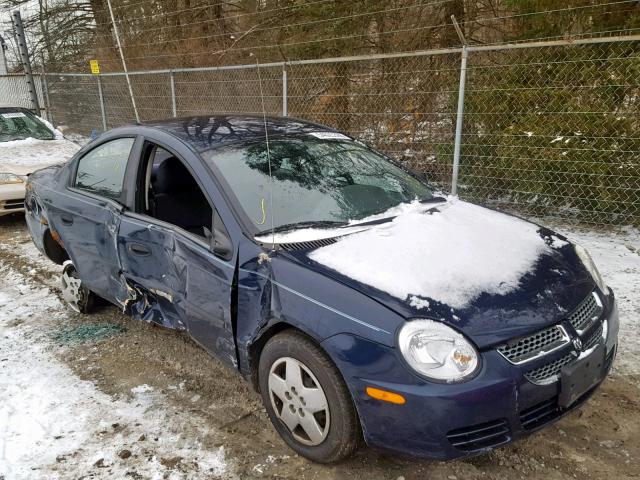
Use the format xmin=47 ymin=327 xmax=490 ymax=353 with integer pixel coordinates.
xmin=97 ymin=75 xmax=107 ymax=131
xmin=170 ymin=70 xmax=177 ymax=117
xmin=40 ymin=72 xmax=53 ymax=124
xmin=282 ymin=66 xmax=288 ymax=116
xmin=12 ymin=11 xmax=41 ymax=114
xmin=451 ymin=45 xmax=468 ymax=197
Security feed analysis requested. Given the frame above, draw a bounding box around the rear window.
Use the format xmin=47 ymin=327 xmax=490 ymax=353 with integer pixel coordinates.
xmin=0 ymin=110 xmax=54 ymax=142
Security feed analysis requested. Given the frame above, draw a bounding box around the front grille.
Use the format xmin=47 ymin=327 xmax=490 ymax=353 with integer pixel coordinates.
xmin=520 ymin=398 xmax=560 ymax=430
xmin=446 ymin=419 xmax=510 ymax=451
xmin=1 ymin=199 xmax=24 ymax=210
xmin=496 ymin=291 xmax=604 ymax=369
xmin=567 ymin=292 xmax=602 ymax=332
xmin=583 ymin=322 xmax=604 ymax=351
xmin=497 ymin=325 xmax=569 ymax=364
xmin=524 ymin=353 xmax=574 ymax=384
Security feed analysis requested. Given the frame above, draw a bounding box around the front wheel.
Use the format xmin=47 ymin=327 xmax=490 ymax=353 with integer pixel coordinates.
xmin=259 ymin=330 xmax=360 ymax=463
xmin=61 ymin=260 xmax=95 ymax=314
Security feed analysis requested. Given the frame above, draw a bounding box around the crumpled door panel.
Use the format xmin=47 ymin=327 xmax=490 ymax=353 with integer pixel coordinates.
xmin=116 ymin=216 xmax=186 ymax=330
xmin=114 ymin=275 xmax=184 ymax=329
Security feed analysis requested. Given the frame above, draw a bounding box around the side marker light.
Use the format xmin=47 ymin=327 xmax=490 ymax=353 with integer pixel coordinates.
xmin=366 ymin=387 xmax=406 ymax=405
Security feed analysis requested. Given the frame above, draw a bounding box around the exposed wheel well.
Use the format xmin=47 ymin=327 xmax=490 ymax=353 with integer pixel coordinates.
xmin=43 ymin=229 xmax=69 ymax=265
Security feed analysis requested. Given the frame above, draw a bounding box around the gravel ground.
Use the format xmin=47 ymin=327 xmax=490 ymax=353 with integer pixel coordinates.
xmin=1 ymin=214 xmax=639 ymax=480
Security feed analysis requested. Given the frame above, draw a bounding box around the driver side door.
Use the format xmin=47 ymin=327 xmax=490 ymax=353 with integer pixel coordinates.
xmin=116 ymin=137 xmax=239 ymax=367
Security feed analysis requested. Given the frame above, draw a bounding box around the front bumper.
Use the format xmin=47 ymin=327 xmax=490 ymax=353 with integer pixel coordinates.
xmin=322 ymin=294 xmax=619 ymax=460
xmin=0 ymin=183 xmax=26 ymax=216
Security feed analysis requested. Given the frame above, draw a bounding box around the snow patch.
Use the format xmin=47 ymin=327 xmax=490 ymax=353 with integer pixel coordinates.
xmin=409 ymin=295 xmax=430 ymax=310
xmin=0 ymin=136 xmax=79 ymax=171
xmin=131 ymin=384 xmax=154 ymax=394
xmin=35 ymin=115 xmax=65 ymax=140
xmin=0 ymin=265 xmax=232 ymax=479
xmin=549 ymin=235 xmax=569 ymax=249
xmin=309 ymin=200 xmax=551 ymax=309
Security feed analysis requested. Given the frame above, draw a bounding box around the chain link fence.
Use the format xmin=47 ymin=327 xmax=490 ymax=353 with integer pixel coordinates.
xmin=0 ymin=73 xmax=46 ymax=116
xmin=1 ymin=36 xmax=638 ymax=227
xmin=461 ymin=40 xmax=640 ymax=226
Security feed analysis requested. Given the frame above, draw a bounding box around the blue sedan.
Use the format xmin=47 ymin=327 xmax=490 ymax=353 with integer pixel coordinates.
xmin=24 ymin=115 xmax=618 ymax=463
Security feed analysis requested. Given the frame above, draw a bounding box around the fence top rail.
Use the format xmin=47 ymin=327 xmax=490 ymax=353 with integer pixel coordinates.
xmin=0 ymin=73 xmax=41 ymax=77
xmin=44 ymin=33 xmax=640 ymax=78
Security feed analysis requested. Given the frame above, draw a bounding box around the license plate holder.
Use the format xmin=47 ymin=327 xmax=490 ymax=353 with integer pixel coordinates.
xmin=558 ymin=344 xmax=605 ymax=408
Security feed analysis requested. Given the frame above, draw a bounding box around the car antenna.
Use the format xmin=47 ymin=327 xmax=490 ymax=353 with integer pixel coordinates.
xmin=251 ymin=52 xmax=278 ymax=254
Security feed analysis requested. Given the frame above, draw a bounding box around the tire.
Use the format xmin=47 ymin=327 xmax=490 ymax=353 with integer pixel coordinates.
xmin=258 ymin=330 xmax=360 ymax=463
xmin=61 ymin=260 xmax=95 ymax=314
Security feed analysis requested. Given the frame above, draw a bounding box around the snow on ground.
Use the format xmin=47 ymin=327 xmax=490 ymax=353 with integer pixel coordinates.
xmin=0 ymin=266 xmax=231 ymax=479
xmin=309 ymin=199 xmax=559 ymax=309
xmin=556 ymin=225 xmax=640 ymax=378
xmin=0 ymin=211 xmax=637 ymax=478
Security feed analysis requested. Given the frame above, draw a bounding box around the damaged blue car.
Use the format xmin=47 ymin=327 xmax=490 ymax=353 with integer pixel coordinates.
xmin=25 ymin=115 xmax=618 ymax=463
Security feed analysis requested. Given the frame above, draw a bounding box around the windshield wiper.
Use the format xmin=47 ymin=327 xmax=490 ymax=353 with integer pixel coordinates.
xmin=266 ymin=220 xmax=349 ymax=235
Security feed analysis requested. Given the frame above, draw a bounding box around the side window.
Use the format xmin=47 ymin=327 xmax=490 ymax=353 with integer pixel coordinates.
xmin=74 ymin=137 xmax=135 ymax=202
xmin=143 ymin=143 xmax=213 ymax=238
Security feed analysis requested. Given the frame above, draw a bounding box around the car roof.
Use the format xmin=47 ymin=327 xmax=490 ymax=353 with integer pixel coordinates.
xmin=0 ymin=106 xmax=32 ymax=113
xmin=139 ymin=114 xmax=344 ymax=152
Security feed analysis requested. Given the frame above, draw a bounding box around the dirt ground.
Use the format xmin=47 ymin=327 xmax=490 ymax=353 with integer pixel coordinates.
xmin=1 ymin=214 xmax=639 ymax=480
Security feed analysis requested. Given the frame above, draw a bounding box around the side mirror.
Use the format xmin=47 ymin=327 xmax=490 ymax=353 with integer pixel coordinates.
xmin=205 ymin=210 xmax=233 ymax=260
xmin=211 ymin=227 xmax=233 ymax=260
xmin=57 ymin=125 xmax=70 ymax=134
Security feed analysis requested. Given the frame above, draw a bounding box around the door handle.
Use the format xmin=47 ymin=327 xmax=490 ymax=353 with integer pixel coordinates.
xmin=128 ymin=242 xmax=151 ymax=256
xmin=60 ymin=214 xmax=74 ymax=225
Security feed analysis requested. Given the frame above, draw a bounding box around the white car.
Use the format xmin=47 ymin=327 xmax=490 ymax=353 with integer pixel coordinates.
xmin=0 ymin=107 xmax=80 ymax=216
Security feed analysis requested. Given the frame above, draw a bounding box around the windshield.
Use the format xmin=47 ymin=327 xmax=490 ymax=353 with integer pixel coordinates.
xmin=201 ymin=135 xmax=435 ymax=233
xmin=0 ymin=110 xmax=55 ymax=142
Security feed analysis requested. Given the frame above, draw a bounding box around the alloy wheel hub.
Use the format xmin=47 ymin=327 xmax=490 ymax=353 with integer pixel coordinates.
xmin=268 ymin=357 xmax=330 ymax=446
xmin=61 ymin=262 xmax=84 ymax=313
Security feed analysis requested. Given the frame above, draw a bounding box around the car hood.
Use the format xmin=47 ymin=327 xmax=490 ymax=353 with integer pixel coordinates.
xmin=281 ymin=200 xmax=594 ymax=348
xmin=0 ymin=137 xmax=79 ymax=175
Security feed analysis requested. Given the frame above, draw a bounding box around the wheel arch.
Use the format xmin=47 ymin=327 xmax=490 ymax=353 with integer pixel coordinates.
xmin=248 ymin=322 xmax=342 ymax=393
xmin=42 ymin=228 xmax=69 ymax=265
xmin=248 ymin=322 xmax=303 ymax=391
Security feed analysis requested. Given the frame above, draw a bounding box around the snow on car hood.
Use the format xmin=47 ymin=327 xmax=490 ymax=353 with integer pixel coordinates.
xmin=307 ymin=199 xmax=557 ymax=310
xmin=0 ymin=137 xmax=79 ymax=175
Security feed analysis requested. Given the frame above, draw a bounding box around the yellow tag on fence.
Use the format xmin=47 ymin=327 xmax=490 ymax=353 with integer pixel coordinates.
xmin=90 ymin=60 xmax=100 ymax=75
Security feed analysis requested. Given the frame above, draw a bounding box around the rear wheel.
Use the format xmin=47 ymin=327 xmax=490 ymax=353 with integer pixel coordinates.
xmin=259 ymin=330 xmax=360 ymax=463
xmin=61 ymin=261 xmax=95 ymax=314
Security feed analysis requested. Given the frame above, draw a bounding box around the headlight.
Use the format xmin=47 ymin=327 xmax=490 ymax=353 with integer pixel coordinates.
xmin=0 ymin=173 xmax=26 ymax=185
xmin=398 ymin=319 xmax=479 ymax=383
xmin=575 ymin=244 xmax=607 ymax=294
